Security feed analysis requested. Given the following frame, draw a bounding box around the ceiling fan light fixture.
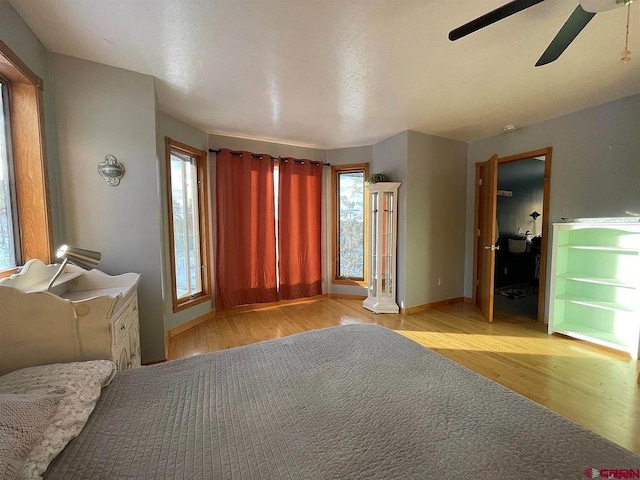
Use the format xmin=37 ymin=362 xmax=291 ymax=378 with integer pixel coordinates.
xmin=622 ymin=48 xmax=632 ymax=62
xmin=581 ymin=0 xmax=632 ymax=12
xmin=621 ymin=1 xmax=632 ymax=63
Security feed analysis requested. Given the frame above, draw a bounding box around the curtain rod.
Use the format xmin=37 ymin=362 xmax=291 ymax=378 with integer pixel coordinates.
xmin=208 ymin=148 xmax=330 ymax=166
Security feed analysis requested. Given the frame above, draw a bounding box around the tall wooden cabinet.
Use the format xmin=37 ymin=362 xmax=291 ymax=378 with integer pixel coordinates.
xmin=363 ymin=182 xmax=401 ymax=314
xmin=548 ymin=221 xmax=640 ymax=358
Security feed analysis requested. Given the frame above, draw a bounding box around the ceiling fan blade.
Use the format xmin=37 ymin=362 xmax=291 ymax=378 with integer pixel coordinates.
xmin=535 ymin=5 xmax=596 ymax=66
xmin=449 ymin=0 xmax=545 ymax=41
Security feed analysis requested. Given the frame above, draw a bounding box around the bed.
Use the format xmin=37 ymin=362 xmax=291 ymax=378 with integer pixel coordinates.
xmin=2 ymin=324 xmax=639 ymax=479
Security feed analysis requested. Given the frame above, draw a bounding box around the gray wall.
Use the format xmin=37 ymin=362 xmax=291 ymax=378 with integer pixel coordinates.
xmin=50 ymin=54 xmax=165 ymax=362
xmin=368 ymin=130 xmax=468 ymax=310
xmin=325 ymin=145 xmax=372 ymax=297
xmin=465 ymin=93 xmax=640 ymax=315
xmin=372 ymin=132 xmax=408 ymax=307
xmin=156 ymin=111 xmax=210 ymax=331
xmin=405 ymin=131 xmax=467 ymax=307
xmin=0 ymin=0 xmax=61 ymax=248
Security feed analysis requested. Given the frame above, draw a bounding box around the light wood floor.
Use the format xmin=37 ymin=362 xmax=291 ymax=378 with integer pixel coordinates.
xmin=168 ymin=297 xmax=640 ymax=454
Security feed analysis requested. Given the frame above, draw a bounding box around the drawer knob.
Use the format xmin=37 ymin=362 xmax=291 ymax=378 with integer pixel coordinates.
xmin=120 ymin=324 xmax=126 ymax=331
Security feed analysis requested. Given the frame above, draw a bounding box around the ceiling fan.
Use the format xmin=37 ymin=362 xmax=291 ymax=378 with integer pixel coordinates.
xmin=449 ymin=0 xmax=634 ymax=66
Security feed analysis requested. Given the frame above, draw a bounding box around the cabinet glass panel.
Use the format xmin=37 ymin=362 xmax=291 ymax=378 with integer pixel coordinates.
xmin=382 ymin=192 xmax=394 ymax=297
xmin=369 ymin=192 xmax=378 ymax=297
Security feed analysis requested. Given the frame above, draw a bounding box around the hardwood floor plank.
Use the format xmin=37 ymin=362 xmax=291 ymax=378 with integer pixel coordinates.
xmin=168 ymin=298 xmax=640 ymax=453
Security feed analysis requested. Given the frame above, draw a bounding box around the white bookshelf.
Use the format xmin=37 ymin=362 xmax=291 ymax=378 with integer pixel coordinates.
xmin=548 ymin=221 xmax=640 ymax=358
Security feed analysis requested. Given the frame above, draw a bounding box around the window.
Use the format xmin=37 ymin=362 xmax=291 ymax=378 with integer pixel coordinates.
xmin=331 ymin=163 xmax=369 ymax=284
xmin=165 ymin=137 xmax=210 ymax=312
xmin=0 ymin=40 xmax=51 ymax=277
xmin=215 ymin=149 xmax=323 ymax=309
xmin=0 ymin=78 xmax=19 ymax=270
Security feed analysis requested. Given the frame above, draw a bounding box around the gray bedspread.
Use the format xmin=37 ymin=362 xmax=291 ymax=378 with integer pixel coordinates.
xmin=45 ymin=324 xmax=639 ymax=479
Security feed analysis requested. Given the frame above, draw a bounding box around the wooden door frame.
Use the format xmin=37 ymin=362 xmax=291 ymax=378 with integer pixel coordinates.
xmin=472 ymin=147 xmax=552 ymax=323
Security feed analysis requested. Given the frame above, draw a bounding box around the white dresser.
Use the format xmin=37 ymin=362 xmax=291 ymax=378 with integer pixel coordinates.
xmin=0 ymin=259 xmax=141 ymax=373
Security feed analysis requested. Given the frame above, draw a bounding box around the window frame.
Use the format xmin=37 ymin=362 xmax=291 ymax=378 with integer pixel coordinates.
xmin=165 ymin=137 xmax=211 ymax=312
xmin=330 ymin=163 xmax=369 ymax=286
xmin=0 ymin=40 xmax=52 ymax=278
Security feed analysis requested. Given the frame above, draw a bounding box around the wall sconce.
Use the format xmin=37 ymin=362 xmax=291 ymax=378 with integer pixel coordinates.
xmin=98 ymin=155 xmax=125 ymax=186
xmin=47 ymin=245 xmax=102 ymax=291
xmin=530 ymin=211 xmax=540 ymax=220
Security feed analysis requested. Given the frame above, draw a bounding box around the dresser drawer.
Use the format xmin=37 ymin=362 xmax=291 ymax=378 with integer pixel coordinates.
xmin=113 ymin=295 xmax=137 ymax=347
xmin=114 ymin=332 xmax=131 ymax=371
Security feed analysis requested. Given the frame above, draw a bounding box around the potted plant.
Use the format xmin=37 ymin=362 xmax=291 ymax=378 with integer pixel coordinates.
xmin=367 ymin=172 xmax=390 ymax=184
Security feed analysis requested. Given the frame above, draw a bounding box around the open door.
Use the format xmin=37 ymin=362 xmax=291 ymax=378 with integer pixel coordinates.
xmin=474 ymin=154 xmax=498 ymax=323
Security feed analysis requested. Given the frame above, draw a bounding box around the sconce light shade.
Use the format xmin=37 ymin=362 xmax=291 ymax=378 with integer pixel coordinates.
xmin=56 ymin=245 xmax=101 ymax=270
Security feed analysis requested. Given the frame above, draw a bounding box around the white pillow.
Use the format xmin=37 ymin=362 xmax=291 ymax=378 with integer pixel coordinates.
xmin=0 ymin=360 xmax=116 ymax=480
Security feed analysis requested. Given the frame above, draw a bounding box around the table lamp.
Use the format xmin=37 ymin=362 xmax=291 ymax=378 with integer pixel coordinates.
xmin=46 ymin=245 xmax=102 ymax=291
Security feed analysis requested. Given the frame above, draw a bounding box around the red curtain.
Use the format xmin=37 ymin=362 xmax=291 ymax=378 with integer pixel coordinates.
xmin=278 ymin=158 xmax=323 ymax=300
xmin=215 ymin=149 xmax=278 ymax=309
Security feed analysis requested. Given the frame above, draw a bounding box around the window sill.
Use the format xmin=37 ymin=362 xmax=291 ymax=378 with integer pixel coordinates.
xmin=332 ymin=278 xmax=368 ymax=287
xmin=173 ymin=294 xmax=212 ymax=313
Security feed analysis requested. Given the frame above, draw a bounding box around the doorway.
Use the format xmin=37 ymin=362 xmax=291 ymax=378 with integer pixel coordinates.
xmin=472 ymin=148 xmax=552 ymax=323
xmin=493 ymin=157 xmax=545 ymax=320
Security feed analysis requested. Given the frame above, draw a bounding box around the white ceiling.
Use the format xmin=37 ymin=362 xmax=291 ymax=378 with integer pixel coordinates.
xmin=9 ymin=0 xmax=640 ymax=148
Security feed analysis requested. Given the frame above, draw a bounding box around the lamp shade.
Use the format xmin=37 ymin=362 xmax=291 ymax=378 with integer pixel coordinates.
xmin=56 ymin=245 xmax=101 ymax=270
